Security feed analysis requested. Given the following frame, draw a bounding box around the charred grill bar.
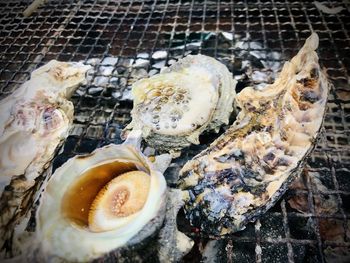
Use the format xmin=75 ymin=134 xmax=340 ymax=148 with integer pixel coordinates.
xmin=0 ymin=0 xmax=349 ymax=262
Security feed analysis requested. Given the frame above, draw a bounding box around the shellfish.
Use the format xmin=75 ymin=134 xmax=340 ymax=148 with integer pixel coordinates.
xmin=35 ymin=134 xmax=168 ymax=262
xmin=0 ymin=60 xmax=90 ymax=249
xmin=179 ymin=33 xmax=329 ymax=235
xmin=10 ymin=132 xmax=193 ymax=262
xmin=123 ymin=54 xmax=237 ymax=154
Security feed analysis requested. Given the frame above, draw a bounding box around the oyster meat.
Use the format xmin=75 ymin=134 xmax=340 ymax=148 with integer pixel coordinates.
xmin=27 ymin=135 xmax=171 ymax=262
xmin=0 ymin=60 xmax=90 ymax=249
xmin=123 ymin=54 xmax=237 ymax=154
xmin=179 ymin=33 xmax=329 ymax=235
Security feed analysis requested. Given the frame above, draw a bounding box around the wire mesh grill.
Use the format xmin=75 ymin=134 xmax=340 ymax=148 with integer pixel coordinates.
xmin=0 ymin=0 xmax=349 ymax=262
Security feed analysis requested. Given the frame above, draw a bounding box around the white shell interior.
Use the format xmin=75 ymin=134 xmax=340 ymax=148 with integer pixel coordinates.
xmin=36 ymin=144 xmax=166 ymax=262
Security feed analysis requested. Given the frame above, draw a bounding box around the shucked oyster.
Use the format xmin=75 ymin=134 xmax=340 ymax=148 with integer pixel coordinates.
xmin=123 ymin=55 xmax=237 ymax=154
xmin=0 ymin=60 xmax=90 ymax=249
xmin=179 ymin=33 xmax=329 ymax=235
xmin=13 ymin=132 xmax=192 ymax=262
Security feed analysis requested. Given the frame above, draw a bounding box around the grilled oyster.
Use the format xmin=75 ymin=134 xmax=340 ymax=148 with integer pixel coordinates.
xmin=25 ymin=133 xmax=171 ymax=262
xmin=123 ymin=54 xmax=237 ymax=154
xmin=0 ymin=60 xmax=90 ymax=249
xmin=179 ymin=33 xmax=329 ymax=235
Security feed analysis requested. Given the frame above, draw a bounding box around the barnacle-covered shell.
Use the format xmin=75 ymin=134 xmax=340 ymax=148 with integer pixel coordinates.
xmin=123 ymin=55 xmax=236 ymax=154
xmin=179 ymin=33 xmax=329 ymax=235
xmin=33 ymin=140 xmax=169 ymax=262
xmin=0 ymin=60 xmax=90 ymax=249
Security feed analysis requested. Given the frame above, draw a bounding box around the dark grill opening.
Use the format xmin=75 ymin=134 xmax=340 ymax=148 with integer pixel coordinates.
xmin=1 ymin=0 xmax=349 ymax=262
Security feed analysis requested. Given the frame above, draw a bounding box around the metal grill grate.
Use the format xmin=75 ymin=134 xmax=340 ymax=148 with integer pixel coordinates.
xmin=1 ymin=0 xmax=350 ymax=262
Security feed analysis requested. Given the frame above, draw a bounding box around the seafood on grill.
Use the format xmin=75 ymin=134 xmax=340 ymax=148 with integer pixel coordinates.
xmin=179 ymin=33 xmax=329 ymax=235
xmin=288 ymin=170 xmax=338 ymax=214
xmin=0 ymin=60 xmax=90 ymax=250
xmin=123 ymin=54 xmax=237 ymax=154
xmin=158 ymin=188 xmax=194 ymax=262
xmin=13 ymin=132 xmax=193 ymax=262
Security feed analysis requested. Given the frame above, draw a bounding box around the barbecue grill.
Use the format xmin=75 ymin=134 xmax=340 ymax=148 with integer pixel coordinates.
xmin=0 ymin=0 xmax=349 ymax=262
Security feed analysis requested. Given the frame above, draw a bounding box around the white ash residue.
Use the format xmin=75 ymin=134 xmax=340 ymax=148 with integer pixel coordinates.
xmin=133 ymin=58 xmax=149 ymax=68
xmin=149 ymin=69 xmax=159 ymax=76
xmin=87 ymin=87 xmax=103 ymax=95
xmin=314 ymin=1 xmax=344 ymax=14
xmin=137 ymin=52 xmax=149 ymax=59
xmin=153 ymin=60 xmax=166 ymax=69
xmin=111 ymin=90 xmax=122 ymax=99
xmin=152 ymin=50 xmax=167 ymax=59
xmin=86 ymin=57 xmax=101 ymax=66
xmin=130 ymin=68 xmax=148 ymax=80
xmin=99 ymin=66 xmax=114 ymax=76
xmin=221 ymin=32 xmax=282 ymax=89
xmin=101 ymin=56 xmax=118 ymax=66
xmin=93 ymin=76 xmax=109 ymax=86
xmin=110 ymin=77 xmax=119 ymax=85
xmin=222 ymin=32 xmax=234 ymax=41
xmin=255 ymin=244 xmax=262 ymax=255
xmin=119 ymin=88 xmax=133 ymax=100
xmin=81 ymin=33 xmax=282 ymax=102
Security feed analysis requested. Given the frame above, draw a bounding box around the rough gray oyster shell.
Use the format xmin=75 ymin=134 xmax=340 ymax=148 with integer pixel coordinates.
xmin=123 ymin=54 xmax=237 ymax=154
xmin=0 ymin=60 xmax=90 ymax=251
xmin=179 ymin=33 xmax=329 ymax=236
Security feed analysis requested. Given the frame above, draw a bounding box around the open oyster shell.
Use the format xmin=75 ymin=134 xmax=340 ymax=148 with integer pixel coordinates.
xmin=0 ymin=60 xmax=90 ymax=250
xmin=123 ymin=55 xmax=237 ymax=154
xmin=179 ymin=33 xmax=329 ymax=235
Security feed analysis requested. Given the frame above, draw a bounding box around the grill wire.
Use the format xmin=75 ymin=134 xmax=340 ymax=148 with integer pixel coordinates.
xmin=0 ymin=0 xmax=350 ymax=262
